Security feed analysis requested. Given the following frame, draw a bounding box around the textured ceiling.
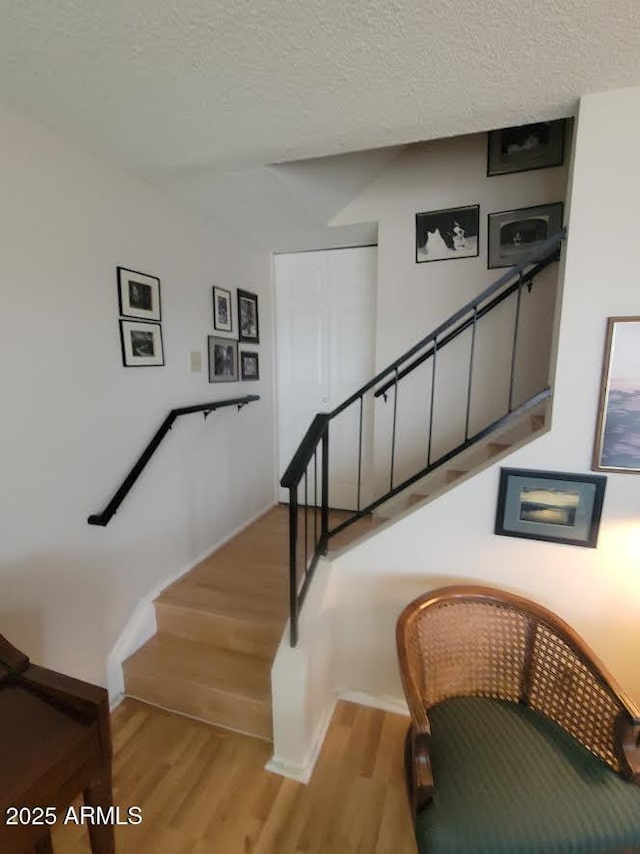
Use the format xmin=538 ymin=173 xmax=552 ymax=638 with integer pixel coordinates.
xmin=1 ymin=1 xmax=639 ymax=249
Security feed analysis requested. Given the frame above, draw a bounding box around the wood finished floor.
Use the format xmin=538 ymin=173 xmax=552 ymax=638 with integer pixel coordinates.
xmin=52 ymin=698 xmax=417 ymax=854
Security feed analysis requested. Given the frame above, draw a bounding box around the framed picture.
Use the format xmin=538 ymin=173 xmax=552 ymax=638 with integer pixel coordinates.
xmin=208 ymin=335 xmax=238 ymax=382
xmin=119 ymin=320 xmax=164 ymax=367
xmin=237 ymin=289 xmax=259 ymax=343
xmin=118 ymin=267 xmax=161 ymax=321
xmin=240 ymin=351 xmax=259 ymax=381
xmin=495 ymin=468 xmax=606 ymax=548
xmin=487 ymin=202 xmax=563 ymax=269
xmin=416 ymin=205 xmax=479 ymax=263
xmin=593 ymin=317 xmax=640 ymax=473
xmin=487 ymin=120 xmax=566 ymax=177
xmin=213 ymin=286 xmax=232 ymax=332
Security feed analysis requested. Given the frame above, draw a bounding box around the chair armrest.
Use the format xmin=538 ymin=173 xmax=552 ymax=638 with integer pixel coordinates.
xmin=619 ymin=715 xmax=640 ymax=785
xmin=404 ymin=722 xmax=434 ymax=819
xmin=0 ymin=634 xmax=30 ymax=682
xmin=21 ymin=664 xmax=112 ymax=763
xmin=413 ymin=727 xmax=434 ymax=813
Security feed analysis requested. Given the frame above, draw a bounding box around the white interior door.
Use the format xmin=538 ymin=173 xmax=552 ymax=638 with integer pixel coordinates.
xmin=275 ymin=247 xmax=376 ymax=509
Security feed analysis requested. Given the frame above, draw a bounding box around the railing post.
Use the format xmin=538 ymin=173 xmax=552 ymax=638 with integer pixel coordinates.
xmin=357 ymin=394 xmax=364 ymax=512
xmin=390 ymin=367 xmax=399 ymax=491
xmin=427 ymin=336 xmax=438 ymax=466
xmin=464 ymin=306 xmax=478 ymax=441
xmin=321 ymin=424 xmax=330 ymax=555
xmin=289 ymin=487 xmax=299 ymax=647
xmin=508 ymin=274 xmax=524 ymax=412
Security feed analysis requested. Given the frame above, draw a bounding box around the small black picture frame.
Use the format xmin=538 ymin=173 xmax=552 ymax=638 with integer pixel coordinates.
xmin=213 ymin=286 xmax=232 ymax=332
xmin=237 ymin=289 xmax=259 ymax=343
xmin=118 ymin=267 xmax=161 ymax=321
xmin=240 ymin=351 xmax=259 ymax=381
xmin=416 ymin=205 xmax=479 ymax=263
xmin=487 ymin=202 xmax=564 ymax=269
xmin=208 ymin=335 xmax=238 ymax=383
xmin=487 ymin=120 xmax=566 ymax=177
xmin=119 ymin=319 xmax=164 ymax=367
xmin=495 ymin=468 xmax=606 ymax=548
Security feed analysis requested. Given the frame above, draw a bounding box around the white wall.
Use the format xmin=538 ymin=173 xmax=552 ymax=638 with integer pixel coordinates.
xmin=329 ymin=87 xmax=640 ymax=708
xmin=0 ymin=102 xmax=274 ymax=691
xmin=333 ymin=133 xmax=569 ymax=491
xmin=269 ymin=562 xmax=337 ymax=782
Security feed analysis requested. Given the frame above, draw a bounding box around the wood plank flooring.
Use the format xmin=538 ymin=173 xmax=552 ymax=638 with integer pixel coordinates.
xmin=51 ymin=698 xmax=417 ymax=853
xmin=123 ymin=506 xmax=380 ymax=740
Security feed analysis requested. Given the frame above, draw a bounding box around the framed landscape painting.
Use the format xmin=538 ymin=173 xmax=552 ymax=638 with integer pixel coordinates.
xmin=120 ymin=320 xmax=164 ymax=367
xmin=487 ymin=120 xmax=566 ymax=176
xmin=593 ymin=317 xmax=640 ymax=473
xmin=416 ymin=205 xmax=479 ymax=263
xmin=118 ymin=267 xmax=161 ymax=321
xmin=495 ymin=468 xmax=606 ymax=548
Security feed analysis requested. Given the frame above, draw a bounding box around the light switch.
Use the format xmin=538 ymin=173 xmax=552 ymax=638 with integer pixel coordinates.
xmin=189 ymin=351 xmax=202 ymax=372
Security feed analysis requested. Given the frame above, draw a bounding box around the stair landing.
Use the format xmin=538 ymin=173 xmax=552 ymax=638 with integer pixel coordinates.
xmin=123 ymin=506 xmax=376 ymax=741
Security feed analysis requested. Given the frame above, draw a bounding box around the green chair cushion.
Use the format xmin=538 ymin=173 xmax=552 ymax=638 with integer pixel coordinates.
xmin=415 ymin=696 xmax=640 ymax=853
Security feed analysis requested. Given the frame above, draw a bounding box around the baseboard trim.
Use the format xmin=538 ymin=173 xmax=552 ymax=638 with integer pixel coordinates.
xmin=266 ymin=689 xmax=409 ymax=784
xmin=106 ymin=501 xmax=276 ymax=702
xmin=124 ymin=694 xmax=272 ymax=742
xmin=109 ymin=692 xmax=124 ymax=713
xmin=266 ymin=695 xmax=337 ymax=784
xmin=338 ymin=689 xmax=409 ymax=717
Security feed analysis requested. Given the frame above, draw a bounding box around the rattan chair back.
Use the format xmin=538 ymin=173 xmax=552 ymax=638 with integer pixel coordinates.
xmin=397 ymin=586 xmax=640 ymax=777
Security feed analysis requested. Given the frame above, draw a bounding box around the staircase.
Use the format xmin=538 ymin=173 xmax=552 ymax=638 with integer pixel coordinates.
xmin=122 ymin=507 xmax=376 ymax=740
xmin=122 ymin=229 xmax=565 ymax=740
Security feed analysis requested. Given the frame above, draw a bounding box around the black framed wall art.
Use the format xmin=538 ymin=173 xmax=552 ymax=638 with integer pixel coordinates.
xmin=487 ymin=120 xmax=566 ymax=177
xmin=240 ymin=351 xmax=259 ymax=381
xmin=237 ymin=289 xmax=259 ymax=343
xmin=118 ymin=267 xmax=161 ymax=321
xmin=213 ymin=286 xmax=232 ymax=332
xmin=120 ymin=320 xmax=164 ymax=367
xmin=495 ymin=468 xmax=606 ymax=548
xmin=416 ymin=205 xmax=479 ymax=263
xmin=487 ymin=202 xmax=563 ymax=268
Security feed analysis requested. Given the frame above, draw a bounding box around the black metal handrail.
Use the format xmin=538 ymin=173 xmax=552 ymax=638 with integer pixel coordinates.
xmin=282 ymin=228 xmax=566 ymax=647
xmin=373 ymin=245 xmax=561 ymax=400
xmin=88 ymin=395 xmax=260 ymax=527
xmin=281 ymin=414 xmax=330 ymax=489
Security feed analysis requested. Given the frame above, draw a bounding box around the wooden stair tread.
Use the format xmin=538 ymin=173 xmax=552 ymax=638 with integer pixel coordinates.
xmin=173 ymin=560 xmax=288 ymax=592
xmin=158 ymin=582 xmax=287 ymax=622
xmin=124 ymin=636 xmax=271 ymax=701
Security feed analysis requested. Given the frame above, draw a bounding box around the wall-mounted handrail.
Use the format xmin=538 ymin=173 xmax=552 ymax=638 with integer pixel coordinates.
xmin=282 ymin=227 xmax=566 ymax=647
xmin=88 ymin=395 xmax=260 ymax=527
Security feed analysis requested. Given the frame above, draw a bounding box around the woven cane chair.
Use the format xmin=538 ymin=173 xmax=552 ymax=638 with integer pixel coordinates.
xmin=396 ymin=586 xmax=640 ymax=854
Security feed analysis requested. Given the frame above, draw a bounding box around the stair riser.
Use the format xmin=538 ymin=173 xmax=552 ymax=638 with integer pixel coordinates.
xmin=123 ymin=671 xmax=272 ymax=740
xmin=155 ymin=603 xmax=281 ymax=660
